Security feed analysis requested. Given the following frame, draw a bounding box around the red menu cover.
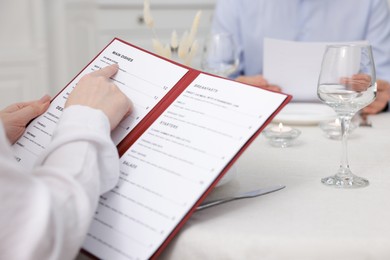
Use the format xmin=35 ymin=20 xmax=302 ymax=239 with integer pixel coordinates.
xmin=13 ymin=38 xmax=291 ymax=260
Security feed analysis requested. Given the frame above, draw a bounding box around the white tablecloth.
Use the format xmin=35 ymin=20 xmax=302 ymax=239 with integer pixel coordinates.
xmin=159 ymin=113 xmax=390 ymax=260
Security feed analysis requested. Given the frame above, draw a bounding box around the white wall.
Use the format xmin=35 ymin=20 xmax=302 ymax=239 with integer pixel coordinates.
xmin=0 ymin=0 xmax=48 ymax=108
xmin=0 ymin=0 xmax=97 ymax=109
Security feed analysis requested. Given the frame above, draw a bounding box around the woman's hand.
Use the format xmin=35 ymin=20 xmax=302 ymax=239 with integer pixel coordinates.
xmin=66 ymin=64 xmax=133 ymax=130
xmin=0 ymin=95 xmax=51 ymax=144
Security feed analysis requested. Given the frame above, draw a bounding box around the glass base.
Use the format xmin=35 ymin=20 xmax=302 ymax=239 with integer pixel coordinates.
xmin=321 ymin=167 xmax=369 ymax=189
xmin=321 ymin=169 xmax=369 ymax=188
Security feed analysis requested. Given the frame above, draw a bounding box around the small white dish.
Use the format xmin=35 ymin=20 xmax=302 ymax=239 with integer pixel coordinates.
xmin=273 ymin=103 xmax=336 ymax=125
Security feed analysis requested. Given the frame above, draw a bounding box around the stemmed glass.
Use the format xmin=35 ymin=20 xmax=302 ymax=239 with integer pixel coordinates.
xmin=201 ymin=33 xmax=239 ymax=77
xmin=317 ymin=44 xmax=376 ymax=188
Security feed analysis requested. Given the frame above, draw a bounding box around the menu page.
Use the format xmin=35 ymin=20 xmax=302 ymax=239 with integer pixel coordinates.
xmin=263 ymin=38 xmax=368 ymax=102
xmin=12 ymin=39 xmax=188 ymax=168
xmin=83 ymin=73 xmax=288 ymax=260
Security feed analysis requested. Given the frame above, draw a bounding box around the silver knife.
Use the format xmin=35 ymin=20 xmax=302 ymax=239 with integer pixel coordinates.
xmin=196 ymin=185 xmax=286 ymax=211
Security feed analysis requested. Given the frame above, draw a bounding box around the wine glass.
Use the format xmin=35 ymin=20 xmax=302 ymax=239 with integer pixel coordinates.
xmin=317 ymin=44 xmax=376 ymax=188
xmin=201 ymin=33 xmax=239 ymax=77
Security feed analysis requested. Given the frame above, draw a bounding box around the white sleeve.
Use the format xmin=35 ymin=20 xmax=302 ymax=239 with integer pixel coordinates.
xmin=0 ymin=105 xmax=120 ymax=260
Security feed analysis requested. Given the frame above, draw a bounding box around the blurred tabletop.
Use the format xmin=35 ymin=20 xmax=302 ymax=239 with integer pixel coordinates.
xmin=158 ymin=113 xmax=390 ymax=260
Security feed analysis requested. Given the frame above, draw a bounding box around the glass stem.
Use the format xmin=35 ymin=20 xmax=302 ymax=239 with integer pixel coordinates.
xmin=339 ymin=115 xmax=352 ymax=177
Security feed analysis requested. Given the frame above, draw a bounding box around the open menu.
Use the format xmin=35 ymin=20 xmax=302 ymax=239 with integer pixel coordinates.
xmin=12 ymin=38 xmax=291 ymax=259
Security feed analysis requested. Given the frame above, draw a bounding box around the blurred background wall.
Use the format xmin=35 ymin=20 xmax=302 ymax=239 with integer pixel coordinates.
xmin=1 ymin=0 xmax=389 ymax=109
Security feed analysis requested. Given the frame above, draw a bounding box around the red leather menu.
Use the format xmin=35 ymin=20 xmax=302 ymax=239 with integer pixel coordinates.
xmin=13 ymin=38 xmax=291 ymax=260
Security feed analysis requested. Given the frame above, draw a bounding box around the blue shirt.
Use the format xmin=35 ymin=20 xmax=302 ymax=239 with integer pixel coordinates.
xmin=212 ymin=0 xmax=390 ymax=82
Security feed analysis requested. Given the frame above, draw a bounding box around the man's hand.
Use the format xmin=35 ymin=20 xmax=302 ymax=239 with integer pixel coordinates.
xmin=362 ymin=79 xmax=390 ymax=114
xmin=235 ymin=75 xmax=281 ymax=92
xmin=341 ymin=74 xmax=372 ymax=92
xmin=66 ymin=64 xmax=133 ymax=130
xmin=0 ymin=95 xmax=51 ymax=144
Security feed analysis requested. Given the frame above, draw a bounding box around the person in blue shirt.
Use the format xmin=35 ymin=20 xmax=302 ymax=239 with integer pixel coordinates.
xmin=212 ymin=0 xmax=390 ymax=114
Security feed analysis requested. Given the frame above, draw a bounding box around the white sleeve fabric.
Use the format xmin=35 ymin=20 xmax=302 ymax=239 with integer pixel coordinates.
xmin=0 ymin=105 xmax=120 ymax=260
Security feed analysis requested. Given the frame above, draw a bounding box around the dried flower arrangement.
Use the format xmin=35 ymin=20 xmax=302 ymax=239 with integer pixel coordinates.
xmin=143 ymin=0 xmax=202 ymax=66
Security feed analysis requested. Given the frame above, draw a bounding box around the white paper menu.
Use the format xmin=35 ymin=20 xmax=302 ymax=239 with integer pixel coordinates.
xmin=263 ymin=38 xmax=368 ymax=102
xmin=12 ymin=38 xmax=290 ymax=259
